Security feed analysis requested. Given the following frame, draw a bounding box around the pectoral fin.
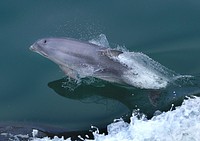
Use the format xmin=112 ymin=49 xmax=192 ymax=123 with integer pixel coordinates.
xmin=93 ymin=72 xmax=125 ymax=85
xmin=59 ymin=65 xmax=79 ymax=80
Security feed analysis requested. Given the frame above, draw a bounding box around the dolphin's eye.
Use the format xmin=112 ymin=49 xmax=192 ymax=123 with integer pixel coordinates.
xmin=44 ymin=40 xmax=47 ymax=44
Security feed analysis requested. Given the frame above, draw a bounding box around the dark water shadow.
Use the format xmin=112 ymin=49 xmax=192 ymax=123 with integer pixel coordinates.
xmin=48 ymin=76 xmax=200 ymax=118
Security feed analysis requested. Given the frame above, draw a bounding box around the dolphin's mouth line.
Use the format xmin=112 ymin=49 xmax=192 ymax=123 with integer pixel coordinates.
xmin=36 ymin=50 xmax=48 ymax=58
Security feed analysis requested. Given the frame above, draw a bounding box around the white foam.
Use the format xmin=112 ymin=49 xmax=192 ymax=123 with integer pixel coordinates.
xmin=92 ymin=96 xmax=200 ymax=141
xmin=31 ymin=136 xmax=71 ymax=141
xmin=114 ymin=52 xmax=177 ymax=89
xmin=29 ymin=96 xmax=200 ymax=141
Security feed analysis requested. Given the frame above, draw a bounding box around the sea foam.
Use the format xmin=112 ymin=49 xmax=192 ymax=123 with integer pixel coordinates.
xmin=30 ymin=96 xmax=200 ymax=141
xmin=114 ymin=51 xmax=177 ymax=89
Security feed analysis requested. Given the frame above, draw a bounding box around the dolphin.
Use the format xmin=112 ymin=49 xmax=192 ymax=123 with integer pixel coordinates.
xmin=30 ymin=38 xmax=129 ymax=85
xmin=30 ymin=37 xmax=174 ymax=89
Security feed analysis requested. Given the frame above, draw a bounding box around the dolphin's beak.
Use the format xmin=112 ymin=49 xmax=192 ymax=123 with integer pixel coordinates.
xmin=29 ymin=43 xmax=48 ymax=58
xmin=29 ymin=44 xmax=35 ymax=51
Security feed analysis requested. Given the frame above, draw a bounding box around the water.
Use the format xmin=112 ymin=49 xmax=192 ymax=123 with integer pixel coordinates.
xmin=2 ymin=97 xmax=200 ymax=141
xmin=31 ymin=96 xmax=200 ymax=141
xmin=1 ymin=0 xmax=200 ymax=140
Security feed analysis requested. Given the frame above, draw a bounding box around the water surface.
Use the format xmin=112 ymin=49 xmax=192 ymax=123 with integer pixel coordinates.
xmin=1 ymin=0 xmax=200 ymax=140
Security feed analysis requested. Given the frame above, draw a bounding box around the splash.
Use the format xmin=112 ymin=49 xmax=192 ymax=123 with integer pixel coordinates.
xmin=60 ymin=77 xmax=103 ymax=91
xmin=115 ymin=52 xmax=178 ymax=89
xmin=89 ymin=34 xmax=110 ymax=47
xmin=92 ymin=96 xmax=200 ymax=141
xmin=89 ymin=34 xmax=179 ymax=89
xmin=28 ymin=96 xmax=200 ymax=141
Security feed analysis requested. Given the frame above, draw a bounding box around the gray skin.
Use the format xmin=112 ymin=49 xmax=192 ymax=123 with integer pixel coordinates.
xmin=30 ymin=38 xmax=128 ymax=84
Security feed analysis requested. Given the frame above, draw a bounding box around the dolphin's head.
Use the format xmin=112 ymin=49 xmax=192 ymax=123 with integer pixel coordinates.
xmin=30 ymin=38 xmax=50 ymax=58
xmin=30 ymin=38 xmax=97 ymax=67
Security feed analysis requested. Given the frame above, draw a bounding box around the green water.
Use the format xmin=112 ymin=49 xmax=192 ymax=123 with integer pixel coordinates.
xmin=1 ymin=0 xmax=200 ymax=132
